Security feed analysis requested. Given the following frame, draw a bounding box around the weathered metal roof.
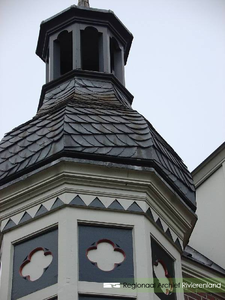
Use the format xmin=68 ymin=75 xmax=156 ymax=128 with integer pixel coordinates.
xmin=0 ymin=74 xmax=195 ymax=210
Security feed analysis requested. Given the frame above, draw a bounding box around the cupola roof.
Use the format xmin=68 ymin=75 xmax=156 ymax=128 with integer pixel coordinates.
xmin=36 ymin=5 xmax=133 ymax=65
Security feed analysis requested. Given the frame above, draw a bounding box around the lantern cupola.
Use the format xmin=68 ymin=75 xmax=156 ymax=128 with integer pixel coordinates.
xmin=36 ymin=1 xmax=133 ymax=86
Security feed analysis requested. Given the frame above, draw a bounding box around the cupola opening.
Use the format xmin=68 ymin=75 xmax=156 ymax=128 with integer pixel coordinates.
xmin=53 ymin=30 xmax=73 ymax=79
xmin=81 ymin=27 xmax=102 ymax=72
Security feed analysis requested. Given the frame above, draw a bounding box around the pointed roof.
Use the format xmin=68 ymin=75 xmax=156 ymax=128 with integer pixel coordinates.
xmin=0 ymin=74 xmax=195 ymax=211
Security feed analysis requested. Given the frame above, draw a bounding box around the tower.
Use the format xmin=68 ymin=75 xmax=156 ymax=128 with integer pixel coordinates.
xmin=0 ymin=2 xmax=197 ymax=300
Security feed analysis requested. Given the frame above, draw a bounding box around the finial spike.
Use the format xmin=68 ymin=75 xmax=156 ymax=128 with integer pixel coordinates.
xmin=78 ymin=0 xmax=90 ymax=7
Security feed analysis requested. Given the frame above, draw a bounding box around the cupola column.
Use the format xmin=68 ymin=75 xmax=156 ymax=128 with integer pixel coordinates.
xmin=102 ymin=29 xmax=111 ymax=73
xmin=73 ymin=24 xmax=82 ymax=70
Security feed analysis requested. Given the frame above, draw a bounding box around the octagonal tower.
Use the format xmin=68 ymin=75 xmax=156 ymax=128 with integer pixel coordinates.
xmin=0 ymin=2 xmax=197 ymax=300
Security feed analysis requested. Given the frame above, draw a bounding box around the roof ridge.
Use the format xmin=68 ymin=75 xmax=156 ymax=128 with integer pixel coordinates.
xmin=143 ymin=116 xmax=189 ymax=170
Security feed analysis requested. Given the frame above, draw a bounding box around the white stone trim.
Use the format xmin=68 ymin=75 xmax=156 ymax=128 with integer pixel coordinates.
xmin=1 ymin=194 xmax=182 ymax=252
xmin=1 ymin=204 xmax=186 ymax=300
xmin=17 ymin=284 xmax=57 ymax=300
xmin=0 ymin=213 xmax=59 ymax=300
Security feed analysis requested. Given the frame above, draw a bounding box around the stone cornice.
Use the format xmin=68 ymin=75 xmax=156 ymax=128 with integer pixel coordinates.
xmin=0 ymin=160 xmax=197 ymax=248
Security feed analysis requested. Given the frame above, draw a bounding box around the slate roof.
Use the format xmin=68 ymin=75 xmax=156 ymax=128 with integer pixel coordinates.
xmin=183 ymin=245 xmax=225 ymax=275
xmin=0 ymin=75 xmax=195 ymax=210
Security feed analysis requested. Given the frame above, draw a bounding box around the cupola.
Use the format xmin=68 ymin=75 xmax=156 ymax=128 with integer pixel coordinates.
xmin=36 ymin=0 xmax=133 ymax=86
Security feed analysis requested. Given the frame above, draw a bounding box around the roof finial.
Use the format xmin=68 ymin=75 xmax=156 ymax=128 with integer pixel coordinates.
xmin=78 ymin=0 xmax=90 ymax=7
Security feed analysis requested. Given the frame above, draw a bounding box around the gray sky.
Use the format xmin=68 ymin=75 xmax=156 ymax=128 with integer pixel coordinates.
xmin=0 ymin=0 xmax=224 ymax=171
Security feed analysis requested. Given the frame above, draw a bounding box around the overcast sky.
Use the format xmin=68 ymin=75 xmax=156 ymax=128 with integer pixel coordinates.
xmin=0 ymin=0 xmax=224 ymax=171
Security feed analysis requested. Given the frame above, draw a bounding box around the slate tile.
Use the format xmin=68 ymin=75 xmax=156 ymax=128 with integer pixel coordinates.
xmin=0 ymin=150 xmax=14 ymax=160
xmin=0 ymin=140 xmax=12 ymax=149
xmin=9 ymin=154 xmax=26 ymax=164
xmin=27 ymin=151 xmax=42 ymax=166
xmin=8 ymin=136 xmax=22 ymax=144
xmin=94 ymin=135 xmax=115 ymax=147
xmin=16 ymin=148 xmax=33 ymax=159
xmin=82 ymin=147 xmax=99 ymax=154
xmin=46 ymin=127 xmax=64 ymax=139
xmin=65 ymin=123 xmax=91 ymax=135
xmin=70 ymin=135 xmax=93 ymax=147
xmin=38 ymin=145 xmax=52 ymax=162
xmin=36 ymin=137 xmax=51 ymax=147
xmin=36 ymin=119 xmax=52 ymax=128
xmin=105 ymin=135 xmax=127 ymax=147
xmin=107 ymin=147 xmax=125 ymax=157
xmin=118 ymin=147 xmax=137 ymax=158
xmin=128 ymin=133 xmax=151 ymax=142
xmin=16 ymin=157 xmax=33 ymax=172
xmin=65 ymin=114 xmax=87 ymax=123
xmin=91 ymin=123 xmax=112 ymax=134
xmin=100 ymin=123 xmax=121 ymax=134
xmin=17 ymin=139 xmax=32 ymax=148
xmin=117 ymin=134 xmax=137 ymax=147
xmin=113 ymin=124 xmax=134 ymax=134
xmin=81 ymin=135 xmax=105 ymax=147
xmin=28 ymin=143 xmax=43 ymax=153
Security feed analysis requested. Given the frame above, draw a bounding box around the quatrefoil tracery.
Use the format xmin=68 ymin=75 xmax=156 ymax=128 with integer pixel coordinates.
xmin=87 ymin=239 xmax=126 ymax=272
xmin=154 ymin=260 xmax=174 ymax=295
xmin=19 ymin=247 xmax=53 ymax=281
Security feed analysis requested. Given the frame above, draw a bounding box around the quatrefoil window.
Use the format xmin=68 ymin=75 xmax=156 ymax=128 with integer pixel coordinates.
xmin=19 ymin=247 xmax=53 ymax=281
xmin=87 ymin=239 xmax=125 ymax=272
xmin=154 ymin=260 xmax=174 ymax=295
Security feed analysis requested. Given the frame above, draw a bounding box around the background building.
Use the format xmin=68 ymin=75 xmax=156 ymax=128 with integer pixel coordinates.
xmin=182 ymin=142 xmax=225 ymax=300
xmin=190 ymin=142 xmax=225 ymax=269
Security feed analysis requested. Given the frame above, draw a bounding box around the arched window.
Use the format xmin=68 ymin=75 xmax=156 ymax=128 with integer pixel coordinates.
xmin=81 ymin=27 xmax=102 ymax=72
xmin=54 ymin=30 xmax=73 ymax=79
